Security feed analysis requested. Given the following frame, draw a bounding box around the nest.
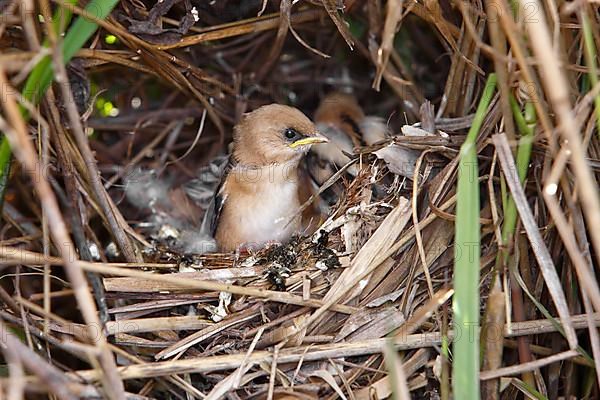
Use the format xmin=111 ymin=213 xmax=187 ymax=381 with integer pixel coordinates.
xmin=1 ymin=0 xmax=599 ymax=399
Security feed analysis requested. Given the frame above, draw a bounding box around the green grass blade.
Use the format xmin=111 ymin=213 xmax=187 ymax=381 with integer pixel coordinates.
xmin=452 ymin=73 xmax=497 ymax=400
xmin=581 ymin=11 xmax=600 ymax=137
xmin=511 ymin=378 xmax=548 ymax=400
xmin=0 ymin=138 xmax=11 ymax=211
xmin=0 ymin=2 xmax=76 ymax=212
xmin=22 ymin=0 xmax=119 ymax=105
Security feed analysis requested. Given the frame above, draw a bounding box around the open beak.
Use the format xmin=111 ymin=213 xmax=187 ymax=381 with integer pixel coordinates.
xmin=289 ymin=134 xmax=329 ymax=148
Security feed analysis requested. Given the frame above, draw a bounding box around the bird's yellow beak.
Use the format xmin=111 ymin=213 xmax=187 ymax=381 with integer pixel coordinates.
xmin=289 ymin=135 xmax=329 ymax=148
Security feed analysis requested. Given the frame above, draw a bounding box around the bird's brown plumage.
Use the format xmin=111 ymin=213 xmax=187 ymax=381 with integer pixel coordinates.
xmin=314 ymin=92 xmax=365 ymax=147
xmin=232 ymin=104 xmax=322 ymax=166
xmin=210 ymin=104 xmax=327 ymax=252
xmin=301 ymin=92 xmax=390 ymax=225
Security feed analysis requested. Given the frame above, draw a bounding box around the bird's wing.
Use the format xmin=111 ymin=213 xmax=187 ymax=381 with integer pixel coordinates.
xmin=183 ymin=154 xmax=229 ymax=209
xmin=200 ymin=156 xmax=232 ymax=237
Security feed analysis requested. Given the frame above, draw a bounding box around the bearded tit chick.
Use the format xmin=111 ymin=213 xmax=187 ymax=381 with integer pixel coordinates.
xmin=203 ymin=104 xmax=328 ymax=252
xmin=309 ymin=92 xmax=389 ymax=185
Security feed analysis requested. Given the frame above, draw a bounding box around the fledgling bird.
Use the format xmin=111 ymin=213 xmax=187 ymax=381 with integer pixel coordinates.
xmin=299 ymin=92 xmax=390 ymax=222
xmin=308 ymin=92 xmax=389 ymax=186
xmin=203 ymin=104 xmax=328 ymax=252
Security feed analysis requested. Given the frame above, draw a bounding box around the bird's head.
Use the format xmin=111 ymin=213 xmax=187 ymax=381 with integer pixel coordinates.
xmin=233 ymin=104 xmax=328 ymax=166
xmin=314 ymin=92 xmax=365 ymax=145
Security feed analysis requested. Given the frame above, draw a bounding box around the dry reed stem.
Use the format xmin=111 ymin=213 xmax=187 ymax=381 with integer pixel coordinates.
xmin=479 ymin=350 xmax=579 ymax=381
xmin=0 ymin=319 xmax=95 ymax=399
xmin=9 ymin=314 xmax=597 ymax=386
xmin=520 ymin=0 xmax=600 ymax=265
xmin=493 ymin=133 xmax=578 ymax=349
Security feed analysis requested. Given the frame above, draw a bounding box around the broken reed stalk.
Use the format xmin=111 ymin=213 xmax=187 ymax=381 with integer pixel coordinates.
xmin=453 ymin=72 xmax=496 ymax=399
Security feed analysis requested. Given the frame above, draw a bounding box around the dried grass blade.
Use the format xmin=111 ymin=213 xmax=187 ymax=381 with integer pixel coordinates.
xmin=0 ymin=319 xmax=87 ymax=399
xmin=520 ymin=0 xmax=600 ymax=266
xmin=204 ymin=328 xmax=265 ymax=399
xmin=492 ymin=133 xmax=578 ymax=349
xmin=15 ymin=314 xmax=596 ymax=383
xmin=382 ymin=340 xmax=411 ymax=399
xmin=479 ymin=350 xmax=579 ymax=381
xmin=320 ymin=0 xmax=354 ymax=49
xmin=372 ymin=0 xmax=403 ymax=90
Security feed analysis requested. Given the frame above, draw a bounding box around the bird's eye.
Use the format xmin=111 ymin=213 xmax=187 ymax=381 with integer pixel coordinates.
xmin=284 ymin=128 xmax=298 ymax=140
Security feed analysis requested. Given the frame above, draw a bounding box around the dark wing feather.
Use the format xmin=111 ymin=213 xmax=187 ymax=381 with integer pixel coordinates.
xmin=200 ymin=156 xmax=232 ymax=237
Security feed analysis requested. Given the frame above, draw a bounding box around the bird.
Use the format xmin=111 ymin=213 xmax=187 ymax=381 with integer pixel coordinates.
xmin=202 ymin=104 xmax=329 ymax=252
xmin=301 ymin=92 xmax=390 ymax=218
xmin=309 ymin=92 xmax=389 ymax=184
